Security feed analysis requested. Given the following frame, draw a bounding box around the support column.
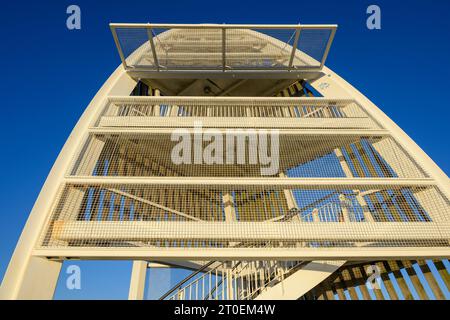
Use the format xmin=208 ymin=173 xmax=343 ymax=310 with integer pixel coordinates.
xmin=339 ymin=194 xmax=350 ymax=222
xmin=334 ymin=149 xmax=374 ymax=222
xmin=222 ymin=193 xmax=237 ymax=222
xmin=227 ymin=268 xmax=234 ymax=300
xmin=0 ymin=257 xmax=62 ymax=300
xmin=128 ymin=261 xmax=148 ymax=300
xmin=127 ymin=86 xmax=158 ymax=301
xmin=153 ymin=88 xmax=161 ymax=116
xmin=279 ymin=172 xmax=300 ymax=221
xmin=222 ymin=194 xmax=237 ymax=298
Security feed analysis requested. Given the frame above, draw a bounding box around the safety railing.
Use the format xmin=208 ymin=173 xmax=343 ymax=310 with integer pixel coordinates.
xmin=95 ymin=96 xmax=380 ymax=129
xmin=110 ymin=23 xmax=337 ymax=72
xmin=163 ymin=259 xmax=303 ymax=300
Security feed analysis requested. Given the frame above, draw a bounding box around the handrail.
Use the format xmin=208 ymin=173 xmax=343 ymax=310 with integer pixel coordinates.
xmin=160 ymin=241 xmax=254 ymax=300
xmin=203 ymin=261 xmax=243 ymax=300
xmin=269 ymin=191 xmax=340 ymax=222
xmin=110 ymin=23 xmax=338 ymax=30
xmin=246 ymin=261 xmax=307 ymax=300
xmin=159 ymin=260 xmax=216 ymax=300
xmin=107 ymin=95 xmax=355 ymax=103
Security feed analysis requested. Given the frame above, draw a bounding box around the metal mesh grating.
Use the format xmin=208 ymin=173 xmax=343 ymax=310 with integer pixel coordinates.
xmin=225 ymin=28 xmax=297 ymax=69
xmin=297 ymin=28 xmax=332 ymax=64
xmin=115 ymin=27 xmax=155 ymax=67
xmin=69 ymin=133 xmax=427 ymax=179
xmin=152 ymin=28 xmax=223 ymax=69
xmin=111 ymin=24 xmax=336 ymax=70
xmin=39 ymin=183 xmax=449 ymax=249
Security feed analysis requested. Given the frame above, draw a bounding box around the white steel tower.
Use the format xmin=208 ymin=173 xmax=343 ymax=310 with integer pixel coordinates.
xmin=1 ymin=23 xmax=449 ymax=300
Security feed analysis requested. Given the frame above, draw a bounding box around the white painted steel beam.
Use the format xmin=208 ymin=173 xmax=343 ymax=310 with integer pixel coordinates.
xmin=110 ymin=23 xmax=338 ymax=29
xmin=33 ymin=247 xmax=450 ymax=261
xmin=107 ymin=95 xmax=355 ymax=103
xmin=87 ymin=127 xmax=389 ymax=137
xmin=128 ymin=261 xmax=148 ymax=300
xmin=127 ymin=70 xmax=325 ymax=80
xmin=63 ymin=176 xmax=436 ymax=188
xmin=98 ymin=116 xmax=376 ymax=129
xmin=49 ymin=220 xmax=450 ymax=242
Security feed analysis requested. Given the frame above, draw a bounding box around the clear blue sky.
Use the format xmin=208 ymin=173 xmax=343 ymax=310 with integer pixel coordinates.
xmin=0 ymin=0 xmax=449 ymax=299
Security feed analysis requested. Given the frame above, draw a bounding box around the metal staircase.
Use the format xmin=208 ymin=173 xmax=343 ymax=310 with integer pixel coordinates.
xmin=161 ymin=260 xmax=305 ymax=300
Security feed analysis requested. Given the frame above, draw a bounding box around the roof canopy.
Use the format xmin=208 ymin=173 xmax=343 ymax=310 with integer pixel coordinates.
xmin=110 ymin=23 xmax=337 ymax=78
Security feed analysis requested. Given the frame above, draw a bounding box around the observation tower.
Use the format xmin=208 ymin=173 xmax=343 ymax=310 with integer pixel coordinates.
xmin=1 ymin=23 xmax=449 ymax=300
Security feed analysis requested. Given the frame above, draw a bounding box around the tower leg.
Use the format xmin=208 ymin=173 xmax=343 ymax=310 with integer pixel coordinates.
xmin=0 ymin=257 xmax=62 ymax=300
xmin=1 ymin=67 xmax=137 ymax=300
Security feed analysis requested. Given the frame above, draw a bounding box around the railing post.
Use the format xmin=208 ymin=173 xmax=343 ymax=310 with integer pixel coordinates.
xmin=280 ymin=172 xmax=301 ymax=222
xmin=222 ymin=193 xmax=237 ymax=221
xmin=227 ymin=268 xmax=234 ymax=300
xmin=320 ymin=27 xmax=337 ymax=69
xmin=110 ymin=25 xmax=127 ymax=69
xmin=334 ymin=148 xmax=375 ymax=222
xmin=222 ymin=28 xmax=226 ymax=71
xmin=288 ymin=27 xmax=301 ymax=70
xmin=147 ymin=27 xmax=159 ymax=71
xmin=153 ymin=88 xmax=161 ymax=116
